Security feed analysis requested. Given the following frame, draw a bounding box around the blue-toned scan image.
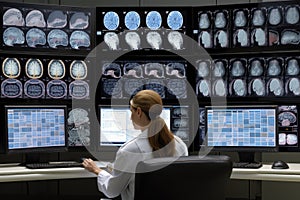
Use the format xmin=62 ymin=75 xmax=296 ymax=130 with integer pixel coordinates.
xmin=167 ymin=11 xmax=183 ymax=30
xmin=125 ymin=11 xmax=141 ymax=30
xmin=146 ymin=11 xmax=162 ymax=30
xmin=103 ymin=11 xmax=120 ymax=30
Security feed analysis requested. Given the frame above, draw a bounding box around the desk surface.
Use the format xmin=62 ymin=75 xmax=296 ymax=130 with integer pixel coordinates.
xmin=1 ymin=162 xmax=300 ymax=183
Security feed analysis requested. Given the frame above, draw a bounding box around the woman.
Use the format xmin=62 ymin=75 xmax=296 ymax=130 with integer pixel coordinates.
xmin=82 ymin=89 xmax=188 ymax=200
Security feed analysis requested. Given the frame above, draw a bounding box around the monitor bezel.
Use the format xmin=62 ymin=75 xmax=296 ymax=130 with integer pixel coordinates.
xmin=205 ymin=105 xmax=278 ymax=152
xmin=4 ymin=105 xmax=68 ymax=154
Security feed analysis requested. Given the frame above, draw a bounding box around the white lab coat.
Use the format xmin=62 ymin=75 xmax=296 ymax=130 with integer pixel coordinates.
xmin=97 ymin=129 xmax=188 ymax=200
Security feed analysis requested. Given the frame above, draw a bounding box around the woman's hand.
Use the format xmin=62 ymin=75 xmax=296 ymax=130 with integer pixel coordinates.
xmin=82 ymin=158 xmax=102 ymax=175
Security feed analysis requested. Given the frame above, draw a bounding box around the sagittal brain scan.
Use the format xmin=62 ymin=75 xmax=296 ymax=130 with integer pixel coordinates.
xmin=213 ymin=79 xmax=226 ymax=96
xmin=281 ymin=30 xmax=300 ymax=45
xmin=3 ymin=8 xmax=24 ymax=26
xmin=232 ymin=79 xmax=247 ymax=96
xmin=146 ymin=31 xmax=162 ymax=49
xmin=104 ymin=32 xmax=119 ymax=50
xmin=3 ymin=27 xmax=25 ymax=46
xmin=286 ymin=59 xmax=300 ymax=76
xmin=125 ymin=32 xmax=141 ymax=50
xmin=47 ymin=10 xmax=67 ymax=28
xmin=199 ymin=31 xmax=212 ymax=48
xmin=249 ymin=59 xmax=264 ymax=76
xmin=268 ymin=78 xmax=284 ymax=96
xmin=197 ymin=79 xmax=210 ymax=97
xmin=26 ymin=28 xmax=46 ymax=48
xmin=215 ymin=30 xmax=228 ymax=48
xmin=252 ymin=28 xmax=266 ymax=46
xmin=69 ymin=12 xmax=89 ymax=29
xmin=251 ymin=78 xmax=265 ymax=96
xmin=234 ymin=29 xmax=249 ymax=47
xmin=287 ymin=77 xmax=300 ymax=95
xmin=168 ymin=31 xmax=183 ymax=50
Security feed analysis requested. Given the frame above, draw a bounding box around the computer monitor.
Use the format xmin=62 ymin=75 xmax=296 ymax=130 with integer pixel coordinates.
xmin=5 ymin=105 xmax=68 ymax=163
xmin=206 ymin=105 xmax=278 ymax=163
xmin=99 ymin=105 xmax=171 ymax=146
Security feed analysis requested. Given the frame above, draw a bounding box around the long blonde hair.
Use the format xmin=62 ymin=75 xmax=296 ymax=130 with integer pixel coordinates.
xmin=131 ymin=90 xmax=175 ymax=157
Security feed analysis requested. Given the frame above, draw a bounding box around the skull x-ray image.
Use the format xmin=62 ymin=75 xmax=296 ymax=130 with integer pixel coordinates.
xmin=197 ymin=60 xmax=210 ymax=78
xmin=286 ymin=59 xmax=300 ymax=76
xmin=124 ymin=62 xmax=143 ymax=78
xmin=104 ymin=32 xmax=119 ymax=50
xmin=267 ymin=59 xmax=282 ymax=76
xmin=252 ymin=9 xmax=266 ymax=26
xmin=168 ymin=31 xmax=183 ymax=50
xmin=199 ymin=12 xmax=210 ymax=29
xmin=146 ymin=31 xmax=162 ymax=49
xmin=212 ymin=60 xmax=226 ymax=77
xmin=197 ymin=79 xmax=210 ymax=97
xmin=234 ymin=10 xmax=247 ymax=27
xmin=250 ymin=78 xmax=265 ymax=96
xmin=199 ymin=31 xmax=212 ymax=48
xmin=231 ymin=79 xmax=247 ymax=96
xmin=287 ymin=77 xmax=300 ymax=95
xmin=125 ymin=32 xmax=141 ymax=50
xmin=269 ymin=7 xmax=282 ymax=25
xmin=286 ymin=6 xmax=300 ymax=25
xmin=145 ymin=63 xmax=164 ymax=78
xmin=230 ymin=60 xmax=245 ymax=77
xmin=249 ymin=59 xmax=264 ymax=76
xmin=268 ymin=78 xmax=284 ymax=96
xmin=215 ymin=11 xmax=227 ymax=28
xmin=215 ymin=30 xmax=228 ymax=48
xmin=213 ymin=79 xmax=226 ymax=96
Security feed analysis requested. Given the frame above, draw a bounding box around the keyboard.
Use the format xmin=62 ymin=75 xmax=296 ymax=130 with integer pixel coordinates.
xmin=25 ymin=162 xmax=83 ymax=169
xmin=233 ymin=162 xmax=262 ymax=169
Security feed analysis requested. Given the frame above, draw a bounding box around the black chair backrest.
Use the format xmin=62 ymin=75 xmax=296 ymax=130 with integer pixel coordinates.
xmin=134 ymin=155 xmax=233 ymax=200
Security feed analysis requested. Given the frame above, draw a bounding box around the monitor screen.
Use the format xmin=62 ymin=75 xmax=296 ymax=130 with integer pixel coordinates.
xmin=99 ymin=105 xmax=171 ymax=146
xmin=206 ymin=105 xmax=277 ymax=151
xmin=5 ymin=105 xmax=68 ymax=153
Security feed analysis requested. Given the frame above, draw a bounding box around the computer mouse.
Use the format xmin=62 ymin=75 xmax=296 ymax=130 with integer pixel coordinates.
xmin=271 ymin=160 xmax=289 ymax=169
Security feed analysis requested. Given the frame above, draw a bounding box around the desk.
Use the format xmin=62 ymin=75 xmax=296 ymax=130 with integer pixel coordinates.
xmin=0 ymin=161 xmax=108 ymax=183
xmin=1 ymin=162 xmax=300 ymax=183
xmin=231 ymin=163 xmax=300 ymax=182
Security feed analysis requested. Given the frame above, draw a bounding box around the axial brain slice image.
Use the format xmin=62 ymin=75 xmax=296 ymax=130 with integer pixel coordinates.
xmin=286 ymin=6 xmax=299 ymax=24
xmin=250 ymin=60 xmax=263 ymax=76
xmin=199 ymin=13 xmax=210 ymax=29
xmin=252 ymin=9 xmax=265 ymax=26
xmin=287 ymin=59 xmax=300 ymax=75
xmin=267 ymin=59 xmax=281 ymax=76
xmin=231 ymin=60 xmax=245 ymax=77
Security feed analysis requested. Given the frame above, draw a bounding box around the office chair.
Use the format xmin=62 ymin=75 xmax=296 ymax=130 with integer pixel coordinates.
xmin=134 ymin=155 xmax=233 ymax=200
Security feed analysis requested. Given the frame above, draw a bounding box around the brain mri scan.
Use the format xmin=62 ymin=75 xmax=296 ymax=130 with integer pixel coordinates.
xmin=198 ymin=79 xmax=210 ymax=97
xmin=167 ymin=79 xmax=187 ymax=98
xmin=234 ymin=10 xmax=247 ymax=27
xmin=146 ymin=11 xmax=162 ymax=30
xmin=47 ymin=10 xmax=67 ymax=28
xmin=102 ymin=63 xmax=121 ymax=78
xmin=252 ymin=28 xmax=266 ymax=46
xmin=199 ymin=12 xmax=210 ymax=29
xmin=215 ymin=11 xmax=227 ymax=28
xmin=102 ymin=78 xmax=122 ymax=98
xmin=2 ymin=58 xmax=21 ymax=78
xmin=124 ymin=62 xmax=143 ymax=78
xmin=249 ymin=59 xmax=264 ymax=76
xmin=24 ymin=79 xmax=45 ymax=98
xmin=286 ymin=59 xmax=300 ymax=76
xmin=46 ymin=80 xmax=67 ymax=99
xmin=281 ymin=30 xmax=300 ymax=45
xmin=286 ymin=6 xmax=299 ymax=25
xmin=167 ymin=11 xmax=183 ymax=30
xmin=167 ymin=31 xmax=183 ymax=50
xmin=212 ymin=61 xmax=226 ymax=77
xmin=232 ymin=79 xmax=247 ymax=96
xmin=70 ymin=31 xmax=91 ymax=49
xmin=145 ymin=79 xmax=165 ymax=98
xmin=3 ymin=27 xmax=25 ymax=46
xmin=197 ymin=61 xmax=210 ymax=78
xmin=70 ymin=60 xmax=87 ymax=80
xmin=26 ymin=28 xmax=47 ymax=48
xmin=124 ymin=79 xmax=144 ymax=96
xmin=146 ymin=31 xmax=162 ymax=50
xmin=267 ymin=59 xmax=281 ymax=76
xmin=3 ymin=8 xmax=24 ymax=26
xmin=25 ymin=10 xmax=46 ymax=27
xmin=199 ymin=31 xmax=212 ymax=48
xmin=145 ymin=63 xmax=164 ymax=78
xmin=104 ymin=32 xmax=119 ymax=50
xmin=251 ymin=78 xmax=265 ymax=96
xmin=1 ymin=79 xmax=23 ymax=98
xmin=124 ymin=11 xmax=140 ymax=30
xmin=215 ymin=30 xmax=228 ymax=48
xmin=166 ymin=62 xmax=186 ymax=78
xmin=230 ymin=60 xmax=245 ymax=77
xmin=48 ymin=59 xmax=65 ymax=79
xmin=213 ymin=79 xmax=226 ymax=96
xmin=47 ymin=29 xmax=68 ymax=48
xmin=103 ymin=11 xmax=119 ymax=30
xmin=234 ymin=29 xmax=249 ymax=47
xmin=278 ymin=111 xmax=297 ymax=126
xmin=25 ymin=58 xmax=43 ymax=79
xmin=125 ymin=32 xmax=141 ymax=50
xmin=269 ymin=7 xmax=282 ymax=25
xmin=288 ymin=77 xmax=300 ymax=95
xmin=252 ymin=9 xmax=265 ymax=26
xmin=69 ymin=12 xmax=89 ymax=29
xmin=268 ymin=78 xmax=284 ymax=96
